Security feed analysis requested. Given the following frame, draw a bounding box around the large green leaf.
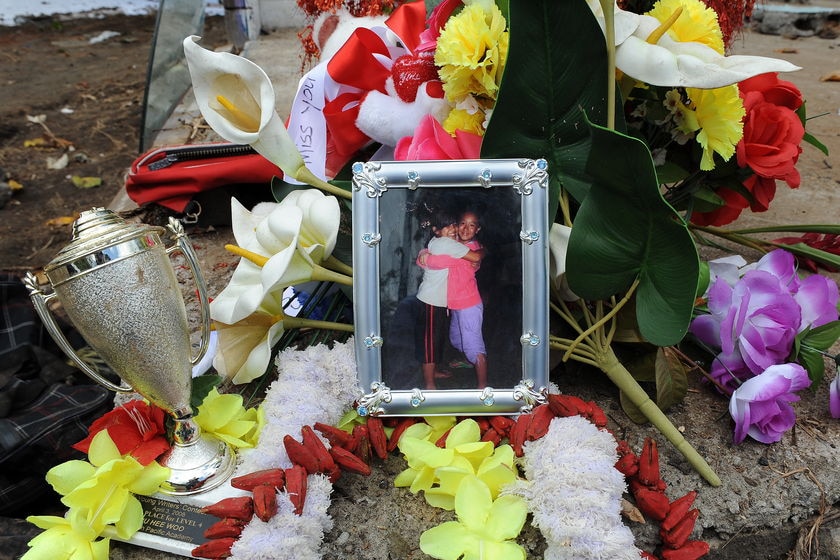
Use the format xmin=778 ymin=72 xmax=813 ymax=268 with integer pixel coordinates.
xmin=566 ymin=123 xmax=699 ymax=346
xmin=481 ymin=0 xmax=622 ymax=218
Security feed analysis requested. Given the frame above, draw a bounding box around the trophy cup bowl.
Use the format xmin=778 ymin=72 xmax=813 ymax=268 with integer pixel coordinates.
xmin=25 ymin=208 xmax=235 ymax=495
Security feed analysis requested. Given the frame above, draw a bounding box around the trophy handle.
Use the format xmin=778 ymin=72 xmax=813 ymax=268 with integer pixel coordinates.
xmin=23 ymin=272 xmax=132 ymax=393
xmin=166 ymin=218 xmax=212 ymax=366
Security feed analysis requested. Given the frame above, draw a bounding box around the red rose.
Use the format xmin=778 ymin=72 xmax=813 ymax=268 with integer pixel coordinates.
xmin=738 ymin=73 xmax=802 ymax=110
xmin=690 ymin=185 xmax=750 ymax=227
xmin=736 ymin=73 xmax=805 ymax=189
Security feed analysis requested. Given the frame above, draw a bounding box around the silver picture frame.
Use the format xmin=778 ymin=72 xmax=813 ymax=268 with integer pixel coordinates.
xmin=352 ymin=159 xmax=550 ymax=416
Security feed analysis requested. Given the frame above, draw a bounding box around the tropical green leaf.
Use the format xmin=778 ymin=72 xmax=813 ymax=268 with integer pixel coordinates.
xmin=566 ymin=122 xmax=699 ymax=346
xmin=481 ymin=0 xmax=623 ymax=220
xmin=655 ymin=347 xmax=688 ymax=411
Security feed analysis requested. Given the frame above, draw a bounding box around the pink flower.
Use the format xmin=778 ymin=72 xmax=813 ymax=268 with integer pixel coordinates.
xmin=416 ymin=0 xmax=462 ymax=52
xmin=73 ymin=400 xmax=169 ymax=465
xmin=691 ymin=249 xmax=839 ymax=392
xmin=729 ymin=363 xmax=811 ymax=444
xmin=394 ymin=114 xmax=482 ymax=160
xmin=691 ymin=269 xmax=801 ymax=392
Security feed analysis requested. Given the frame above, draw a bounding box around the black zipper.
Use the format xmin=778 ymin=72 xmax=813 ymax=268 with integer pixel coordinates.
xmin=147 ymin=143 xmax=258 ymax=171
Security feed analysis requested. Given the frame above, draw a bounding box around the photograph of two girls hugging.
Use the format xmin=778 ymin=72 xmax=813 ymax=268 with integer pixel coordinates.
xmin=381 ymin=188 xmax=523 ymax=392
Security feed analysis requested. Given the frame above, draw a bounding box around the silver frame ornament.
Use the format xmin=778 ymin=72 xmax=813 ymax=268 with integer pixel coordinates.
xmin=351 ymin=159 xmax=550 ymax=416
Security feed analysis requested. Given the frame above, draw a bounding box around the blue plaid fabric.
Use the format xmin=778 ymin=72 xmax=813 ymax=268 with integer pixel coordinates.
xmin=0 ymin=274 xmax=111 ymax=516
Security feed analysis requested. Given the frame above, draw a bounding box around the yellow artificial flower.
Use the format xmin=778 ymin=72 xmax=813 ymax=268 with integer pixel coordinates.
xmin=647 ymin=0 xmax=724 ymax=54
xmin=24 ymin=431 xmax=170 ymax=560
xmin=419 ymin=475 xmax=527 ymax=560
xmin=195 ymin=387 xmax=263 ymax=448
xmin=442 ymin=107 xmax=486 ymax=136
xmin=396 ymin=419 xmax=514 ymax=511
xmin=425 ymin=444 xmax=518 ymax=511
xmin=435 ymin=1 xmax=509 ymax=104
xmin=23 ymin=510 xmax=110 ymax=560
xmin=685 ymin=85 xmax=745 ymax=170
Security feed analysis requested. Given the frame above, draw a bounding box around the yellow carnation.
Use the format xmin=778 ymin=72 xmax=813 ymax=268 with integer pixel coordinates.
xmin=435 ymin=3 xmax=509 ymax=104
xmin=648 ymin=0 xmax=724 ymax=54
xmin=686 ymin=85 xmax=745 ymax=170
xmin=442 ymin=108 xmax=486 ymax=136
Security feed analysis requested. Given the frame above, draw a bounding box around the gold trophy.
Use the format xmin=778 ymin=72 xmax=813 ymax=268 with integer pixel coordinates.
xmin=25 ymin=208 xmax=236 ymax=495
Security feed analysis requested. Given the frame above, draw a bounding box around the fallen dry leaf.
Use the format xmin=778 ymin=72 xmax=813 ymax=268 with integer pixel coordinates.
xmin=70 ymin=175 xmax=102 ymax=189
xmin=46 ymin=153 xmax=69 ymax=170
xmin=774 ymin=48 xmax=799 ymax=54
xmin=8 ymin=180 xmax=23 ymax=191
xmin=621 ymin=498 xmax=646 ymax=523
xmin=819 ymin=70 xmax=840 ymax=82
xmin=45 ymin=215 xmax=77 ymax=227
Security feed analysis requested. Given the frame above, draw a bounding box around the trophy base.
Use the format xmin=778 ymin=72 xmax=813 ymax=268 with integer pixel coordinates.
xmin=159 ymin=432 xmax=238 ymax=495
xmin=105 ymin=483 xmax=248 ymax=558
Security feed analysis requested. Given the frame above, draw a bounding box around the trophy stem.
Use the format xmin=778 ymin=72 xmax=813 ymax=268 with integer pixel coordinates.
xmin=157 ymin=412 xmax=237 ymax=496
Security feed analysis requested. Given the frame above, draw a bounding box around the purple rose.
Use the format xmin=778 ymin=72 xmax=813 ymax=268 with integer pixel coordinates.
xmin=691 ymin=270 xmax=801 ymax=392
xmin=729 ymin=363 xmax=811 ymax=444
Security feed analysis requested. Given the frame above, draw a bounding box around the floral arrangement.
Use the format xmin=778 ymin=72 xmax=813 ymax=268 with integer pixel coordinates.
xmin=20 ymin=0 xmax=840 ymax=559
xmin=178 ymin=0 xmax=839 ymax=468
xmin=20 ymin=386 xmax=263 ymax=559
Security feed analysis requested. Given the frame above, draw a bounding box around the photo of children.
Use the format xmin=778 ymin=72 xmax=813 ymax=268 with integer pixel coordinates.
xmin=418 ymin=209 xmax=487 ymax=389
xmin=379 ymin=187 xmax=522 ymax=392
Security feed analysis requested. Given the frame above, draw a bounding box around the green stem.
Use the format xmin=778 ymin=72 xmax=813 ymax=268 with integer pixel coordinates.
xmin=563 ymin=280 xmax=638 ymax=362
xmin=596 ymin=345 xmax=721 ymax=487
xmin=599 ymin=0 xmax=616 ymax=130
xmin=283 ymin=316 xmax=355 ymax=332
xmin=311 ymin=264 xmax=353 ymax=286
xmin=322 ymin=255 xmax=353 ymax=277
xmin=296 ymin=166 xmax=352 ymax=200
xmin=690 ymin=224 xmax=770 ymax=253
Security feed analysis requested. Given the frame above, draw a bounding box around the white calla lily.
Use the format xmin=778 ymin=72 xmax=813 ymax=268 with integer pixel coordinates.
xmin=214 ymin=290 xmax=353 ymax=384
xmin=587 ymin=1 xmax=800 ymax=88
xmin=213 ymin=292 xmax=288 ymax=384
xmin=548 ymin=224 xmax=580 ymax=302
xmin=183 ymin=36 xmax=350 ymax=199
xmin=210 ymin=196 xmax=350 ymax=325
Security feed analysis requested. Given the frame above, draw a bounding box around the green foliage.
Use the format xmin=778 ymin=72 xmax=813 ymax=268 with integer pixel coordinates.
xmin=191 ymin=374 xmax=223 ymax=410
xmin=792 ymin=320 xmax=840 ymax=387
xmin=481 ymin=0 xmax=623 ymax=220
xmin=566 ymin=123 xmax=700 ymax=346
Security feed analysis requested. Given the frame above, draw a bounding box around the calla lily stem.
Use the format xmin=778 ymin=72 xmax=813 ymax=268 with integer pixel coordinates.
xmin=311 ymin=264 xmax=353 ymax=286
xmin=282 ymin=316 xmax=355 ymax=333
xmin=551 ymin=292 xmax=720 ymax=486
xmin=296 ymin=166 xmax=352 ymax=201
xmin=323 ymin=255 xmax=354 ymax=277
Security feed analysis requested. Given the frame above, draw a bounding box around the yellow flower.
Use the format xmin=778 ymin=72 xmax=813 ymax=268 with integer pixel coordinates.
xmin=435 ymin=2 xmax=509 ymax=103
xmin=23 ymin=510 xmax=110 ymax=560
xmin=24 ymin=431 xmax=170 ymax=560
xmin=647 ymin=0 xmax=724 ymax=54
xmin=442 ymin=108 xmax=486 ymax=136
xmin=195 ymin=387 xmax=262 ymax=448
xmin=419 ymin=475 xmax=527 ymax=560
xmin=685 ymin=85 xmax=745 ymax=170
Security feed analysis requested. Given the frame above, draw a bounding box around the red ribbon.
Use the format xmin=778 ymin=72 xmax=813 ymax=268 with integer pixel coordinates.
xmin=322 ymin=0 xmax=428 ymax=158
